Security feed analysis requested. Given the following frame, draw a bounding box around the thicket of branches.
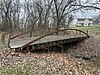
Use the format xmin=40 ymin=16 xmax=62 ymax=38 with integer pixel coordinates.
xmin=0 ymin=0 xmax=100 ymax=33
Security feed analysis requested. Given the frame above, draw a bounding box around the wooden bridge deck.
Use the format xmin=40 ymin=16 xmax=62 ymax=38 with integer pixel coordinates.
xmin=10 ymin=35 xmax=86 ymax=49
xmin=9 ymin=29 xmax=89 ymax=51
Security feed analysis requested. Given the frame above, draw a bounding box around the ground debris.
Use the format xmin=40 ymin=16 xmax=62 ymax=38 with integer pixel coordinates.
xmin=68 ymin=37 xmax=100 ymax=59
xmin=0 ymin=37 xmax=100 ymax=75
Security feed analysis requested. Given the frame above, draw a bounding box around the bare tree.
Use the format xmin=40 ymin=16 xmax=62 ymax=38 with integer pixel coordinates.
xmin=0 ymin=0 xmax=23 ymax=33
xmin=0 ymin=0 xmax=100 ymax=34
xmin=0 ymin=0 xmax=13 ymax=32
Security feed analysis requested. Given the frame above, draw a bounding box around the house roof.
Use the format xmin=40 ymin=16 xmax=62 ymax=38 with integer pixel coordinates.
xmin=77 ymin=18 xmax=93 ymax=21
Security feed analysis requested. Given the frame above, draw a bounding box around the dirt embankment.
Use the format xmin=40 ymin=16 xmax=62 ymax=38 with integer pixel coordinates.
xmin=68 ymin=37 xmax=100 ymax=59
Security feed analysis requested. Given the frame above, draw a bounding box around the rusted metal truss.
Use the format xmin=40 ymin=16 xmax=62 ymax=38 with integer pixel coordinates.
xmin=9 ymin=29 xmax=89 ymax=51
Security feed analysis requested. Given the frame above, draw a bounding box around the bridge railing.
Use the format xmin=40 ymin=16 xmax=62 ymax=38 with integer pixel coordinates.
xmin=9 ymin=28 xmax=89 ymax=49
xmin=10 ymin=29 xmax=53 ymax=40
xmin=10 ymin=29 xmax=89 ymax=40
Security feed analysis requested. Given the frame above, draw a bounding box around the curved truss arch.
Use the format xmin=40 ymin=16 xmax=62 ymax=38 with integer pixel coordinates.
xmin=9 ymin=29 xmax=89 ymax=50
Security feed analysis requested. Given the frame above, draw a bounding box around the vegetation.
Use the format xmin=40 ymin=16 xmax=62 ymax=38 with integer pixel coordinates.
xmin=0 ymin=67 xmax=24 ymax=75
xmin=73 ymin=25 xmax=100 ymax=30
xmin=0 ymin=0 xmax=100 ymax=33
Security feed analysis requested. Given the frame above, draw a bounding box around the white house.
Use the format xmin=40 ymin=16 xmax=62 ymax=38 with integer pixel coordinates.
xmin=77 ymin=18 xmax=93 ymax=26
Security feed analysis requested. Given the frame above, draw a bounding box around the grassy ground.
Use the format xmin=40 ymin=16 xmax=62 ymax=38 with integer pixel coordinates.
xmin=73 ymin=25 xmax=100 ymax=30
xmin=71 ymin=25 xmax=100 ymax=37
xmin=0 ymin=67 xmax=24 ymax=75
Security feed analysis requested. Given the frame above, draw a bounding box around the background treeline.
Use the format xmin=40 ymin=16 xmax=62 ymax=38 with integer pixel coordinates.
xmin=0 ymin=0 xmax=100 ymax=34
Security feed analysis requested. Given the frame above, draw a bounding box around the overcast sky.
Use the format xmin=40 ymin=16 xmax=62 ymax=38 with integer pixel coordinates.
xmin=75 ymin=0 xmax=100 ymax=18
xmin=20 ymin=0 xmax=100 ymax=19
xmin=75 ymin=9 xmax=100 ymax=18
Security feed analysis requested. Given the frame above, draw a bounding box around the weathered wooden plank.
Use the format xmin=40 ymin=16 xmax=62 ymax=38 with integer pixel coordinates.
xmin=10 ymin=35 xmax=87 ymax=49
